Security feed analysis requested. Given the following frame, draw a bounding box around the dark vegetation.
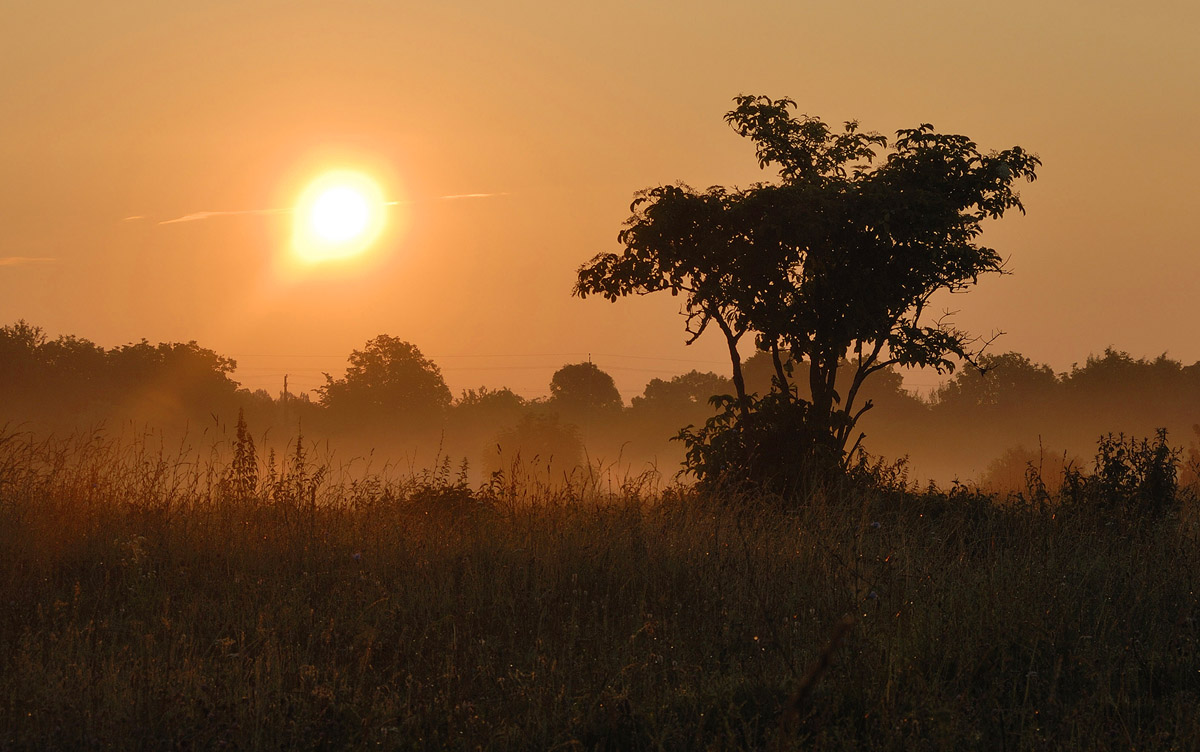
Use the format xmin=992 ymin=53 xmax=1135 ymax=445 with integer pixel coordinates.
xmin=4 ymin=96 xmax=1200 ymax=748
xmin=576 ymin=95 xmax=1039 ymax=492
xmin=1 ymin=427 xmax=1197 ymax=750
xmin=8 ymin=320 xmax=1200 ymax=492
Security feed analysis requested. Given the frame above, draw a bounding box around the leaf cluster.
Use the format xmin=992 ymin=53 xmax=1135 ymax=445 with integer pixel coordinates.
xmin=1060 ymin=429 xmax=1180 ymax=518
xmin=576 ymin=96 xmax=1039 ymax=377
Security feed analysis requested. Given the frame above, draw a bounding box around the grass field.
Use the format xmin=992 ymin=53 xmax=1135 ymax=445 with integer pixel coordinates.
xmin=2 ymin=428 xmax=1198 ymax=750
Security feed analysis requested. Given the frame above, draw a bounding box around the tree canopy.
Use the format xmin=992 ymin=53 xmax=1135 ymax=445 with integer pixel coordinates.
xmin=0 ymin=320 xmax=241 ymax=420
xmin=575 ymin=95 xmax=1039 ymax=490
xmin=319 ymin=335 xmax=451 ymax=426
xmin=935 ymin=351 xmax=1058 ymax=410
xmin=548 ymin=361 xmax=623 ymax=419
xmin=633 ymin=370 xmax=733 ymax=414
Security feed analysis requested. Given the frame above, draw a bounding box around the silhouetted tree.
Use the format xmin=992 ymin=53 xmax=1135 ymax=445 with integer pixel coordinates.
xmin=548 ymin=362 xmax=622 ymax=420
xmin=0 ymin=320 xmax=44 ymax=352
xmin=40 ymin=335 xmax=107 ymax=384
xmin=36 ymin=335 xmax=108 ymax=412
xmin=1063 ymin=349 xmax=1187 ymax=398
xmin=935 ymin=352 xmax=1058 ymax=410
xmin=576 ymin=95 xmax=1039 ymax=490
xmin=1 ymin=322 xmax=244 ymax=424
xmin=632 ymin=370 xmax=732 ymax=415
xmin=450 ymin=386 xmax=529 ymax=439
xmin=106 ymin=340 xmax=240 ymax=414
xmin=626 ymin=370 xmax=733 ymax=447
xmin=319 ymin=335 xmax=451 ymax=427
xmin=0 ymin=320 xmax=47 ymax=392
xmin=454 ymin=386 xmax=528 ymax=419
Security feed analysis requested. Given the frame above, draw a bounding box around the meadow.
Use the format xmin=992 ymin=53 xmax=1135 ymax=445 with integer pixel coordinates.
xmin=1 ymin=427 xmax=1198 ymax=750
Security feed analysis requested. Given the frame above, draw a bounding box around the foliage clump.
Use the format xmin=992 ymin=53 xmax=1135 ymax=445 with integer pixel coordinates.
xmin=576 ymin=95 xmax=1039 ymax=494
xmin=1059 ymin=428 xmax=1181 ymax=519
xmin=2 ymin=428 xmax=1198 ymax=750
xmin=318 ymin=335 xmax=452 ymax=428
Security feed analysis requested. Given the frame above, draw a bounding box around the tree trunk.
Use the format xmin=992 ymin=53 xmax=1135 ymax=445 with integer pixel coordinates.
xmin=808 ymin=351 xmax=844 ymax=463
xmin=713 ymin=314 xmax=748 ymax=418
xmin=770 ymin=342 xmax=791 ymax=398
xmin=727 ymin=337 xmax=748 ymax=417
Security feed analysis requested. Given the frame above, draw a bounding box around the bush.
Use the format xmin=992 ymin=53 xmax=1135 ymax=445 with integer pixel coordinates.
xmin=1061 ymin=429 xmax=1179 ymax=518
xmin=677 ymin=392 xmax=838 ymax=498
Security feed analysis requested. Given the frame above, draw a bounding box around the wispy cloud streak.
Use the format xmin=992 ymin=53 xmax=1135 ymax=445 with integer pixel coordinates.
xmin=152 ymin=192 xmax=510 ymax=225
xmin=438 ymin=192 xmax=511 ymax=200
xmin=0 ymin=256 xmax=57 ymax=267
xmin=158 ymin=208 xmax=290 ymax=225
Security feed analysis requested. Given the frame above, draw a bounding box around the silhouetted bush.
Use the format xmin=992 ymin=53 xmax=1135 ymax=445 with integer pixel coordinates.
xmin=405 ymin=455 xmax=484 ymax=519
xmin=1061 ymin=429 xmax=1179 ymax=518
xmin=678 ymin=392 xmax=835 ymax=497
xmin=845 ymin=452 xmax=912 ymax=497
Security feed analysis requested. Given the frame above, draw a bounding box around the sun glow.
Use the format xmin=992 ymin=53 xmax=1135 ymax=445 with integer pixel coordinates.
xmin=293 ymin=171 xmax=388 ymax=263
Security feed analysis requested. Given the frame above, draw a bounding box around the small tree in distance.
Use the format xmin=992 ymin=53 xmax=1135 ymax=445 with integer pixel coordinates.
xmin=575 ymin=95 xmax=1040 ymax=492
xmin=319 ymin=335 xmax=451 ymax=428
xmin=633 ymin=370 xmax=733 ymax=416
xmin=548 ymin=362 xmax=623 ymax=421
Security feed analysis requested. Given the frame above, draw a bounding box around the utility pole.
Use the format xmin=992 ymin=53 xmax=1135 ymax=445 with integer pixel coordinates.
xmin=282 ymin=374 xmax=290 ymax=426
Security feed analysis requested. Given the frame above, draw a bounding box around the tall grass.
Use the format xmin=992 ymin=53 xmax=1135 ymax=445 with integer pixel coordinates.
xmin=1 ymin=427 xmax=1197 ymax=750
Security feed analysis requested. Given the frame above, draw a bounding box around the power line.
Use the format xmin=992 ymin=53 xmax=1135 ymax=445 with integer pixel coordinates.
xmin=230 ymin=352 xmax=726 ymax=370
xmin=592 ymin=352 xmax=728 ymax=366
xmin=229 ymin=352 xmax=593 ymax=360
xmin=229 ymin=351 xmax=727 ymax=365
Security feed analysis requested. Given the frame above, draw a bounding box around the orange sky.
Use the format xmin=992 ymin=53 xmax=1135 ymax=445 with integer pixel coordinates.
xmin=2 ymin=1 xmax=1197 ymax=401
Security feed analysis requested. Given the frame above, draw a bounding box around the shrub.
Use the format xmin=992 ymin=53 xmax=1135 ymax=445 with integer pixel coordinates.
xmin=677 ymin=392 xmax=835 ymax=498
xmin=1062 ymin=429 xmax=1179 ymax=518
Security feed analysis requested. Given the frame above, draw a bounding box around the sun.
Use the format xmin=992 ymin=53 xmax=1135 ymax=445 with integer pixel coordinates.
xmin=293 ymin=170 xmax=388 ymax=263
xmin=311 ymin=186 xmax=370 ymax=242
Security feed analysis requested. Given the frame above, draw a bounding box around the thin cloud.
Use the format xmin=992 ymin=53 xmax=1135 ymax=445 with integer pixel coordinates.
xmin=158 ymin=208 xmax=290 ymax=225
xmin=439 ymin=192 xmax=511 ymax=200
xmin=153 ymin=192 xmax=510 ymax=224
xmin=122 ymin=215 xmax=146 ymax=222
xmin=0 ymin=256 xmax=57 ymax=267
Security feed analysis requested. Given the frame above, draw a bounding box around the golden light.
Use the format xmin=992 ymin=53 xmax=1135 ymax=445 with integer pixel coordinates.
xmin=292 ymin=170 xmax=388 ymax=263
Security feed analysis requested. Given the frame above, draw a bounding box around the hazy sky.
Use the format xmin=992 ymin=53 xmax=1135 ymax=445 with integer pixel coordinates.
xmin=2 ymin=1 xmax=1197 ymax=401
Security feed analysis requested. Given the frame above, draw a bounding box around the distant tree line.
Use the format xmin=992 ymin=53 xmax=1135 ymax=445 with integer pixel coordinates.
xmin=5 ymin=320 xmax=1200 ymax=484
xmin=0 ymin=320 xmax=247 ymax=426
xmin=908 ymin=349 xmax=1200 ymax=483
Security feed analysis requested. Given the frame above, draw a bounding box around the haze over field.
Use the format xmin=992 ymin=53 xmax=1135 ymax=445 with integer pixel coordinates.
xmin=3 ymin=1 xmax=1198 ymax=402
xmin=8 ymin=6 xmax=1200 ymax=749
